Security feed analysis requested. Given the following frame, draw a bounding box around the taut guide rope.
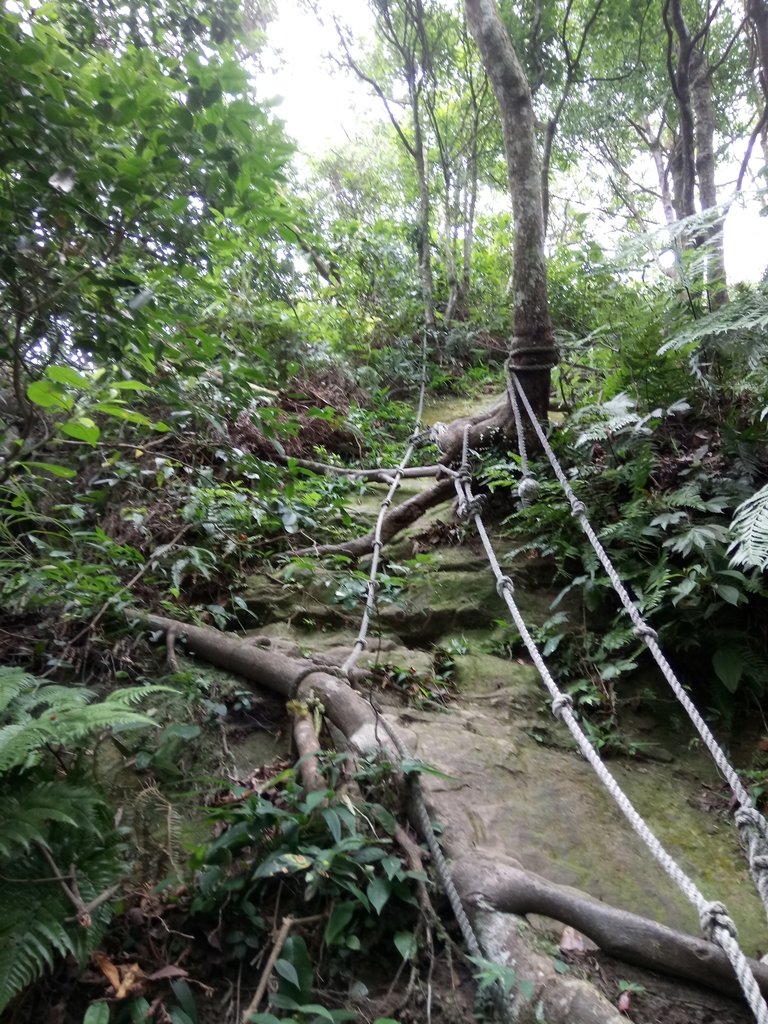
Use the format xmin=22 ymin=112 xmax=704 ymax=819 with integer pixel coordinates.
xmin=329 ymin=332 xmax=486 ymax=965
xmin=454 ymin=423 xmax=768 ymax=1024
xmin=506 ymin=367 xmax=768 ymax=923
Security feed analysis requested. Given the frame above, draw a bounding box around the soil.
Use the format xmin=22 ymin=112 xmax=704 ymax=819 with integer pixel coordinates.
xmin=582 ymin=949 xmax=755 ymax=1024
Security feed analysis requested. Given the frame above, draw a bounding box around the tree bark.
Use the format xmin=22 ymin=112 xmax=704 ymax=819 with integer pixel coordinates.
xmin=452 ymin=855 xmax=768 ymax=1003
xmin=464 ymin=0 xmax=557 ymax=421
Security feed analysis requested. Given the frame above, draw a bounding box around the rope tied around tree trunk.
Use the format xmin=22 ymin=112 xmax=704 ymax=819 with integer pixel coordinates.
xmin=507 ymin=367 xmax=768 ymax=929
xmin=452 ymin=457 xmax=768 ymax=1024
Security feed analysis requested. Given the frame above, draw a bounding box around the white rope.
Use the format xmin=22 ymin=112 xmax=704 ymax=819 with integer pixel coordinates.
xmin=341 ymin=333 xmax=430 ymax=676
xmin=338 ymin=336 xmax=488 ymax=967
xmin=453 ymin=451 xmax=768 ymax=1024
xmin=507 ymin=370 xmax=768 ymax=920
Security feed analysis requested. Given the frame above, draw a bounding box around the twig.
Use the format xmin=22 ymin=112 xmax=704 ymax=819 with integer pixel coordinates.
xmin=240 ymin=914 xmax=323 ymax=1023
xmin=65 ymin=522 xmax=193 ymax=649
xmin=33 ymin=841 xmax=120 ymax=926
xmin=166 ymin=625 xmax=180 ymax=673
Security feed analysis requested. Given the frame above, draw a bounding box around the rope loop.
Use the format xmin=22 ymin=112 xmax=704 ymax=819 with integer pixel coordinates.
xmin=289 ymin=663 xmax=322 ymax=699
xmin=353 ymin=638 xmax=367 ymax=651
xmin=496 ymin=575 xmax=515 ymax=597
xmin=633 ymin=624 xmax=659 ymax=642
xmin=456 ymin=468 xmax=473 ymax=486
xmin=517 ymin=475 xmax=540 ymax=505
xmin=700 ymin=901 xmax=738 ymax=943
xmin=570 ymin=499 xmax=587 ymax=517
xmin=551 ymin=694 xmax=574 ymax=720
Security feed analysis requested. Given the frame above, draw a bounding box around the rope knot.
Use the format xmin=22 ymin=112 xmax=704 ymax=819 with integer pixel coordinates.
xmin=517 ymin=475 xmax=539 ymax=505
xmin=735 ymin=806 xmax=767 ymax=833
xmin=353 ymin=638 xmax=368 ymax=651
xmin=570 ymin=499 xmax=587 ymax=517
xmin=457 ymin=496 xmax=485 ymax=521
xmin=496 ymin=575 xmax=515 ymax=598
xmin=456 ymin=468 xmax=473 ymax=486
xmin=633 ymin=624 xmax=658 ymax=642
xmin=551 ymin=694 xmax=574 ymax=720
xmin=699 ymin=901 xmax=738 ymax=944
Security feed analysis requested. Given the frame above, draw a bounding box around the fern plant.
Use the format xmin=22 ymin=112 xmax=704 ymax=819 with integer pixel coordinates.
xmin=0 ymin=668 xmax=172 ymax=1012
xmin=729 ymin=482 xmax=768 ymax=571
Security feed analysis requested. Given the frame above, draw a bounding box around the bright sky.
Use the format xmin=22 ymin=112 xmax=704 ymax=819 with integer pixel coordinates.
xmin=256 ymin=1 xmax=768 ymax=284
xmin=255 ymin=0 xmax=379 ymax=154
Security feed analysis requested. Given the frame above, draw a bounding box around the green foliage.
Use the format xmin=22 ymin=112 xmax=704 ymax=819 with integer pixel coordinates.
xmin=0 ymin=667 xmax=171 ymax=773
xmin=188 ymin=757 xmax=423 ymax=1003
xmin=729 ymin=483 xmax=768 ymax=572
xmin=485 ymin=407 xmax=768 ymax=720
xmin=0 ymin=667 xmax=170 ymax=1011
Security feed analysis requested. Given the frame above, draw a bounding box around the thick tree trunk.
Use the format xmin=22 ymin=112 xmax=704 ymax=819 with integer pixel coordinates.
xmin=464 ymin=0 xmax=557 ymax=421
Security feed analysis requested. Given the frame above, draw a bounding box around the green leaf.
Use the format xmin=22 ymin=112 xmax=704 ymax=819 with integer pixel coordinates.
xmin=321 ymin=807 xmax=342 ymax=844
xmin=46 ymin=365 xmax=90 ymax=389
xmin=169 ymin=1011 xmax=194 ymax=1024
xmin=324 ymin=901 xmax=355 ymax=945
xmin=713 ymin=584 xmax=743 ymax=607
xmin=367 ymin=876 xmax=390 ymax=915
xmin=60 ymin=419 xmax=100 ymax=443
xmin=83 ymin=1003 xmax=111 ymax=1024
xmin=26 ymin=380 xmax=72 ymax=411
xmin=274 ymin=958 xmax=299 ymax=989
xmin=393 ymin=931 xmax=417 ymax=961
xmin=22 ymin=462 xmax=77 ymax=479
xmin=712 ymin=648 xmax=744 ymax=693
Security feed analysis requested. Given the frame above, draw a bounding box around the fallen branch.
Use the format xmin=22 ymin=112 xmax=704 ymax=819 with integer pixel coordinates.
xmin=128 ymin=612 xmax=395 ymax=757
xmin=294 ymin=476 xmax=456 ymax=559
xmin=289 ymin=701 xmax=327 ymax=794
xmin=451 ymin=855 xmax=768 ymax=1003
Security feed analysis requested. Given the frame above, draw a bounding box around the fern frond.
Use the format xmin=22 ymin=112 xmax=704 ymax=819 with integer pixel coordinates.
xmin=0 ymin=779 xmax=108 ymax=858
xmin=658 ymin=290 xmax=768 ymax=355
xmin=104 ymin=685 xmax=177 ymax=706
xmin=0 ymin=705 xmax=159 ymax=774
xmin=729 ymin=483 xmax=768 ymax=571
xmin=0 ymin=677 xmax=170 ymax=774
xmin=0 ymin=840 xmax=121 ymax=1012
xmin=0 ymin=669 xmax=39 ymax=716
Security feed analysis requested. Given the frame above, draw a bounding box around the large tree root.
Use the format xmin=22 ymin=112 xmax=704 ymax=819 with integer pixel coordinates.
xmin=129 ymin=612 xmax=394 ymax=755
xmin=294 ymin=396 xmax=514 ymax=560
xmin=451 ymin=853 xmax=768 ymax=1002
xmin=296 ymin=475 xmax=456 ymax=558
xmin=129 ymin=613 xmax=763 ymax=1021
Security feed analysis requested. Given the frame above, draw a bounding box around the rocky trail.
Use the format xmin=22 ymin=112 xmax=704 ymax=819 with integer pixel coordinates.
xmin=200 ymin=463 xmax=767 ymax=1024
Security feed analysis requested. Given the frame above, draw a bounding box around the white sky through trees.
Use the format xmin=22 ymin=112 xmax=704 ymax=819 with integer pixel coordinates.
xmin=256 ymin=0 xmax=768 ymax=284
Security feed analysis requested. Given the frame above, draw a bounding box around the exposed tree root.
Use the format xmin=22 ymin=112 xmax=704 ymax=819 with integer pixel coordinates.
xmin=289 ymin=704 xmax=326 ymax=793
xmin=129 ymin=612 xmax=395 ymax=756
xmin=128 ymin=611 xmax=766 ymax=1021
xmin=295 ymin=475 xmax=456 ymax=559
xmin=451 ymin=854 xmax=768 ymax=1003
xmin=292 ymin=395 xmax=515 ymax=560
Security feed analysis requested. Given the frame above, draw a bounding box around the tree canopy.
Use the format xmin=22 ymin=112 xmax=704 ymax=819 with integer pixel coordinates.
xmin=2 ymin=0 xmax=768 ymax=1021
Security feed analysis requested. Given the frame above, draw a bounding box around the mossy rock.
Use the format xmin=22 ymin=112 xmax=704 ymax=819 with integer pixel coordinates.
xmin=377 ymin=569 xmax=554 ymax=645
